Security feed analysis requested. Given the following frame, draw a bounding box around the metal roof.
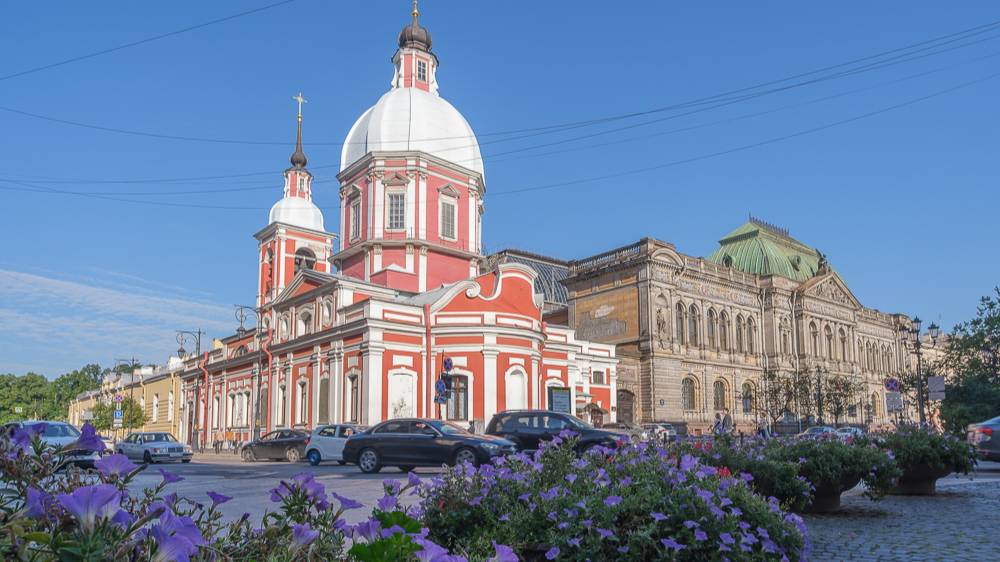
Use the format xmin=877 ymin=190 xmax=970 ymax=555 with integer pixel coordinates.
xmin=484 ymin=249 xmax=569 ymax=306
xmin=707 ymin=218 xmax=823 ymax=282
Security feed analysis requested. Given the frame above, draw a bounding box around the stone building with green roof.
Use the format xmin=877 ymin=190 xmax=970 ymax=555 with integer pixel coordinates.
xmin=560 ymin=217 xmax=917 ymax=432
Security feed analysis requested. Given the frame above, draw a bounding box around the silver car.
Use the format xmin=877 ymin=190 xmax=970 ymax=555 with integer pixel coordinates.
xmin=3 ymin=420 xmax=101 ymax=467
xmin=967 ymin=415 xmax=1000 ymax=462
xmin=305 ymin=424 xmax=365 ymax=466
xmin=117 ymin=432 xmax=192 ymax=464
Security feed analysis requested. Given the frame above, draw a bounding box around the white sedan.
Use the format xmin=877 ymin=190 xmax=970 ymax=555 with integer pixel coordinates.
xmin=305 ymin=424 xmax=365 ymax=466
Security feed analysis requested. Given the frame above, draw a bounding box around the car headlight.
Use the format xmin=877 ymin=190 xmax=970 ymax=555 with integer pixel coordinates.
xmin=480 ymin=443 xmax=500 ymax=453
xmin=184 ymin=445 xmax=193 ymax=453
xmin=153 ymin=448 xmax=166 ymax=454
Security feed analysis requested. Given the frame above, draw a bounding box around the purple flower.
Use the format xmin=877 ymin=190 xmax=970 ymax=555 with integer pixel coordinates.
xmin=377 ymin=494 xmax=398 ymax=511
xmin=413 ymin=537 xmax=449 ymax=562
xmin=499 ymin=513 xmax=510 ymax=522
xmin=720 ymin=532 xmax=735 ymax=545
xmin=352 ymin=518 xmax=381 ymax=541
xmin=651 ymin=512 xmax=668 ymax=521
xmin=661 ymin=537 xmax=685 ymax=551
xmin=597 ymin=528 xmax=615 ymax=539
xmin=545 ymin=546 xmax=560 ymax=560
xmin=617 ymin=546 xmax=629 ymax=553
xmin=112 ymin=509 xmax=134 ymax=529
xmin=72 ymin=423 xmax=106 ymax=453
xmin=491 ymin=541 xmax=518 ymax=562
xmin=680 ymin=454 xmax=699 ymax=472
xmin=383 ymin=479 xmax=403 ymax=494
xmin=24 ymin=487 xmax=53 ymax=519
xmin=408 ymin=471 xmax=422 ymax=488
xmin=56 ymin=484 xmax=122 ymax=531
xmin=683 ymin=519 xmax=699 ymax=529
xmin=150 ymin=512 xmax=205 ymax=562
xmin=603 ymin=495 xmax=622 ymax=507
xmin=158 ymin=469 xmax=184 ymax=484
xmin=694 ymin=530 xmax=708 ymax=541
xmin=565 ymin=473 xmax=578 ymax=484
xmin=739 ymin=472 xmax=754 ymax=482
xmin=95 ymin=454 xmax=138 ymax=477
xmin=11 ymin=424 xmax=46 ymax=453
xmin=292 ymin=472 xmax=326 ymax=501
xmin=541 ymin=486 xmax=561 ymax=501
xmin=568 ymin=537 xmax=581 ymax=547
xmin=292 ymin=523 xmax=319 ymax=546
xmin=518 ymin=493 xmax=531 ymax=502
xmin=332 ymin=492 xmax=363 ymax=510
xmin=206 ymin=491 xmax=231 ymax=506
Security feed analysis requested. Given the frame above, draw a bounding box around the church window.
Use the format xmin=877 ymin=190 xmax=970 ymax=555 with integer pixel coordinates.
xmin=350 ymin=201 xmax=361 ymax=240
xmin=387 ymin=192 xmax=405 ymax=231
xmin=298 ymin=177 xmax=305 ymax=192
xmin=839 ymin=329 xmax=848 ymax=360
xmin=417 ymin=60 xmax=428 ymax=82
xmin=810 ymin=322 xmax=819 ymax=356
xmin=440 ymin=198 xmax=457 ymax=239
xmin=296 ymin=381 xmax=308 ymax=425
xmin=781 ymin=331 xmax=790 ymax=355
xmin=297 ymin=310 xmax=313 ymax=336
xmin=592 ymin=370 xmax=606 ymax=385
xmin=741 ymin=383 xmax=754 ymax=414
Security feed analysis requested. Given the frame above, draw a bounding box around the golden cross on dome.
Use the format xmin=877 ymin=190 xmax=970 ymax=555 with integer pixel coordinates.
xmin=411 ymin=0 xmax=419 ymax=22
xmin=292 ymin=92 xmax=307 ymax=119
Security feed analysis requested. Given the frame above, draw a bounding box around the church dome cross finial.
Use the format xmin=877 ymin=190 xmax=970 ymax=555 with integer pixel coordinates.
xmin=399 ymin=0 xmax=432 ymax=51
xmin=412 ymin=0 xmax=419 ymax=23
xmin=290 ymin=92 xmax=308 ymax=168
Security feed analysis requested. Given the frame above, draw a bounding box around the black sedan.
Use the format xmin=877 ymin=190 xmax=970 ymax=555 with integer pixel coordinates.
xmin=341 ymin=418 xmax=516 ymax=473
xmin=241 ymin=429 xmax=309 ymax=462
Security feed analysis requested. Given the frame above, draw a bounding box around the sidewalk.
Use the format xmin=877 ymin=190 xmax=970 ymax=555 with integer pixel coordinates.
xmin=191 ymin=449 xmax=245 ymax=464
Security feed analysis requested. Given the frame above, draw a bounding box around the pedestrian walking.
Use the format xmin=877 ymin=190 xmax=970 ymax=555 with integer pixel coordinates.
xmin=711 ymin=413 xmax=723 ymax=436
xmin=213 ymin=430 xmax=223 ymax=454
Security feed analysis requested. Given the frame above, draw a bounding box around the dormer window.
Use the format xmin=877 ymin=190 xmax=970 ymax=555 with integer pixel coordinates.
xmin=417 ymin=60 xmax=428 ymax=82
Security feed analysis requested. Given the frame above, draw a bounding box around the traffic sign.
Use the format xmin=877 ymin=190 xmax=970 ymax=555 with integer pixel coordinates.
xmin=885 ymin=392 xmax=903 ymax=412
xmin=113 ymin=409 xmax=124 ymax=419
xmin=113 ymin=418 xmax=123 ymax=429
xmin=927 ymin=376 xmax=946 ymax=401
xmin=884 ymin=378 xmax=901 ymax=393
xmin=114 ymin=395 xmax=123 ymax=403
xmin=14 ymin=406 xmax=23 ymax=414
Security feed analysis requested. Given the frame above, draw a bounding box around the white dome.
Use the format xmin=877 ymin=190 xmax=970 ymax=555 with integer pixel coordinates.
xmin=268 ymin=197 xmax=324 ymax=231
xmin=341 ymin=88 xmax=484 ymax=178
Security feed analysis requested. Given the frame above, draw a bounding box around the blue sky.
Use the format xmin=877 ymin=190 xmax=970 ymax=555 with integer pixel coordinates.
xmin=1 ymin=1 xmax=998 ymax=376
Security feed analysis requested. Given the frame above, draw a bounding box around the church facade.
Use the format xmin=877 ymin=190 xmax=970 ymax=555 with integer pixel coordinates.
xmin=174 ymin=9 xmax=616 ymax=447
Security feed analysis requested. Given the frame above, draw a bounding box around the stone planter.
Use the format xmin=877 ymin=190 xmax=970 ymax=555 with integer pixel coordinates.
xmin=890 ymin=462 xmax=953 ymax=496
xmin=803 ymin=475 xmax=861 ymax=514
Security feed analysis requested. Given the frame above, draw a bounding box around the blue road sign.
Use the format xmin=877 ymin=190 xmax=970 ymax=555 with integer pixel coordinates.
xmin=113 ymin=409 xmax=124 ymax=419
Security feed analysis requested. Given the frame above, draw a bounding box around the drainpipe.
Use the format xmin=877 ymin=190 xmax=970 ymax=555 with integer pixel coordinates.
xmin=424 ymin=304 xmax=433 ymax=419
xmin=199 ymin=353 xmax=210 ymax=448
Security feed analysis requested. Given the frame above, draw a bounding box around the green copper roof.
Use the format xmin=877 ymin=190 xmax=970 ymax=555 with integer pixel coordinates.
xmin=707 ymin=218 xmax=824 ymax=282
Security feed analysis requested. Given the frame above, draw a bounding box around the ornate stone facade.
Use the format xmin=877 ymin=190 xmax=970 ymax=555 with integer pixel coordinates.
xmin=562 ymin=221 xmax=916 ymax=433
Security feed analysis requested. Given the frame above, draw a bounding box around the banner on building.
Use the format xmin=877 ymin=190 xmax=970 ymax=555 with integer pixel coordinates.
xmin=548 ymin=387 xmax=572 ymax=414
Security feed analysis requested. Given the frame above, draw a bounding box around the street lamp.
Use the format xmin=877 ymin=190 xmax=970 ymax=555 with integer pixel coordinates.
xmin=899 ymin=317 xmax=940 ymax=425
xmin=814 ymin=366 xmax=826 ymax=425
xmin=176 ymin=329 xmax=204 ymax=451
xmin=235 ymin=304 xmax=265 ymax=440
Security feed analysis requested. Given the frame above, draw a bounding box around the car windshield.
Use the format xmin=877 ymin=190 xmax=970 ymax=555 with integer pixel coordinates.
xmin=43 ymin=424 xmax=80 ymax=438
xmin=434 ymin=422 xmax=469 ymax=435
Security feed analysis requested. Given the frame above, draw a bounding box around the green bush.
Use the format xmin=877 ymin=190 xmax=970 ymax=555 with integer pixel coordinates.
xmin=863 ymin=425 xmax=977 ymax=475
xmin=764 ymin=438 xmax=900 ymax=501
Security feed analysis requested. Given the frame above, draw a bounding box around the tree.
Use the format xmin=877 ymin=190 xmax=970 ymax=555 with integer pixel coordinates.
xmin=939 ymin=288 xmax=1000 ymax=434
xmin=825 ymin=374 xmax=864 ymax=426
xmin=756 ymin=370 xmax=795 ymax=425
xmin=92 ymin=397 xmax=146 ymax=432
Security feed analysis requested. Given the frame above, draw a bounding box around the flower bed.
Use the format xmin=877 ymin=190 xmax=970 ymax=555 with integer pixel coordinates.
xmin=416 ymin=433 xmax=809 ymax=561
xmin=860 ymin=425 xmax=977 ymax=495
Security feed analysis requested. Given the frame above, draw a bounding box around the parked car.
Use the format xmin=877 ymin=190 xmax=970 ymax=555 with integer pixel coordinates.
xmin=967 ymin=415 xmax=1000 ymax=462
xmin=644 ymin=422 xmax=679 ymax=442
xmin=342 ymin=418 xmax=516 ymax=474
xmin=241 ymin=429 xmax=309 ymax=462
xmin=3 ymin=420 xmax=100 ymax=468
xmin=484 ymin=410 xmax=626 ymax=453
xmin=835 ymin=426 xmax=865 ymax=444
xmin=796 ymin=426 xmax=837 ymax=440
xmin=305 ymin=424 xmax=365 ymax=466
xmin=116 ymin=432 xmax=192 ymax=464
xmin=603 ymin=422 xmax=649 ymax=441
xmin=98 ymin=434 xmax=115 ymax=454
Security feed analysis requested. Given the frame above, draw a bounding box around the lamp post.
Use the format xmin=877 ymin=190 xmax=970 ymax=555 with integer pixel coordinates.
xmin=899 ymin=317 xmax=940 ymax=425
xmin=814 ymin=366 xmax=826 ymax=425
xmin=234 ymin=304 xmax=264 ymax=441
xmin=176 ymin=329 xmax=204 ymax=451
xmin=115 ymin=357 xmax=139 ymax=439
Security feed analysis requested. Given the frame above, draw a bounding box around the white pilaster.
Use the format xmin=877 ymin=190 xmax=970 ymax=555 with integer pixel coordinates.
xmin=531 ymin=358 xmax=540 ymax=409
xmin=365 ymin=346 xmax=384 ymax=426
xmin=331 ymin=351 xmax=342 ymax=424
xmin=418 ymin=173 xmax=427 ymax=239
xmin=418 ymin=247 xmax=427 ymax=292
xmin=406 ymin=174 xmax=416 ymax=235
xmin=483 ymin=350 xmax=498 ymax=423
xmin=467 ymin=192 xmax=476 ymax=252
xmin=373 ymin=177 xmax=384 ymax=239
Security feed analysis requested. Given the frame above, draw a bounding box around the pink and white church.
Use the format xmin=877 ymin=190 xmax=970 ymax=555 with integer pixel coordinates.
xmin=177 ymin=8 xmax=617 ymax=446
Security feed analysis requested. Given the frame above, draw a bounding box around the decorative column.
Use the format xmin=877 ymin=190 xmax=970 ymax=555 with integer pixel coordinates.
xmin=482 ymin=350 xmax=498 ymax=423
xmin=363 ymin=345 xmax=384 ymax=425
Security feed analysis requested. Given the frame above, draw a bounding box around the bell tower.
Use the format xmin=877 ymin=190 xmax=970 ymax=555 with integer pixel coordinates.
xmin=255 ymin=93 xmax=336 ymax=306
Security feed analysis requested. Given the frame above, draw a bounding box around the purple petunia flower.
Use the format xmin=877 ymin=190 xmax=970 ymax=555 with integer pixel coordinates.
xmin=73 ymin=423 xmax=106 ymax=453
xmin=491 ymin=541 xmax=518 ymax=562
xmin=597 ymin=528 xmax=615 ymax=539
xmin=383 ymin=479 xmax=402 ymax=494
xmin=56 ymin=484 xmax=122 ymax=531
xmin=377 ymin=494 xmax=398 ymax=511
xmin=565 ymin=473 xmax=578 ymax=484
xmin=292 ymin=523 xmax=319 ymax=546
xmin=24 ymin=487 xmax=53 ymax=519
xmin=158 ymin=469 xmax=183 ymax=484
xmin=292 ymin=472 xmax=326 ymax=501
xmin=150 ymin=511 xmax=205 ymax=562
xmin=413 ymin=537 xmax=449 ymax=562
xmin=661 ymin=537 xmax=685 ymax=551
xmin=95 ymin=453 xmax=138 ymax=478
xmin=332 ymin=492 xmax=363 ymax=510
xmin=680 ymin=454 xmax=699 ymax=472
xmin=112 ymin=509 xmax=134 ymax=529
xmin=352 ymin=518 xmax=381 ymax=541
xmin=11 ymin=424 xmax=46 ymax=453
xmin=545 ymin=546 xmax=560 ymax=560
xmin=683 ymin=519 xmax=699 ymax=529
xmin=651 ymin=512 xmax=668 ymax=521
xmin=604 ymin=495 xmax=622 ymax=507
xmin=617 ymin=546 xmax=630 ymax=553
xmin=694 ymin=529 xmax=708 ymax=541
xmin=408 ymin=470 xmax=422 ymax=488
xmin=541 ymin=486 xmax=561 ymax=501
xmin=568 ymin=537 xmax=581 ymax=547
xmin=720 ymin=533 xmax=735 ymax=545
xmin=499 ymin=513 xmax=510 ymax=521
xmin=206 ymin=491 xmax=231 ymax=506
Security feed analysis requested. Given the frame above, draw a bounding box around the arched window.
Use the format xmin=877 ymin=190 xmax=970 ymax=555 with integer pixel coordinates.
xmin=505 ymin=369 xmax=527 ymax=410
xmin=688 ymin=304 xmax=700 ymax=346
xmin=871 ymin=392 xmax=881 ymax=419
xmin=212 ymin=396 xmax=220 ymax=429
xmin=741 ymin=383 xmax=754 ymax=414
xmin=297 ymin=311 xmax=313 ymax=337
xmin=707 ymin=309 xmax=717 ymax=350
xmin=681 ymin=378 xmax=696 ymax=410
xmin=447 ymin=375 xmax=469 ymax=421
xmin=720 ymin=312 xmax=730 ymax=350
xmin=736 ymin=315 xmax=745 ymax=353
xmin=824 ymin=326 xmax=834 ymax=359
xmin=276 ymin=384 xmax=287 ymax=426
xmin=227 ymin=393 xmax=234 ymax=426
xmin=675 ymin=302 xmax=685 ymax=345
xmin=321 ymin=301 xmax=334 ymax=326
xmin=294 ymin=248 xmax=317 ymax=273
xmin=839 ymin=329 xmax=848 ymax=361
xmin=296 ymin=381 xmax=308 ymax=425
xmin=882 ymin=347 xmax=890 ymax=373
xmin=810 ymin=322 xmax=819 ymax=356
xmin=713 ymin=380 xmax=728 ymax=411
xmin=747 ymin=317 xmax=757 ymax=354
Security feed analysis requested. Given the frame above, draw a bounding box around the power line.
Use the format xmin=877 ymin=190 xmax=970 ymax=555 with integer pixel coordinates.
xmin=0 ymin=0 xmax=298 ymax=82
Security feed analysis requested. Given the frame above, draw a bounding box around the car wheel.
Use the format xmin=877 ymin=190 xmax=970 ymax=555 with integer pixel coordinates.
xmin=286 ymin=448 xmax=301 ymax=463
xmin=181 ymin=459 xmax=191 ymax=463
xmin=358 ymin=448 xmax=382 ymax=474
xmin=307 ymin=450 xmax=322 ymax=466
xmin=398 ymin=466 xmax=416 ymax=473
xmin=143 ymin=451 xmax=153 ymax=464
xmin=242 ymin=447 xmax=256 ymax=462
xmin=337 ymin=460 xmax=347 ymax=466
xmin=453 ymin=447 xmax=477 ymax=467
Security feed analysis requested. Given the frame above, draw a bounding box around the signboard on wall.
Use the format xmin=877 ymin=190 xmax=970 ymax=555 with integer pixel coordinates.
xmin=548 ymin=387 xmax=572 ymax=414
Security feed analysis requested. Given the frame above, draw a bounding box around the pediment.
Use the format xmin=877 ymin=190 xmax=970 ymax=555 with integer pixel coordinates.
xmin=800 ymin=272 xmax=860 ymax=309
xmin=271 ymin=270 xmax=334 ymax=307
xmin=438 ymin=183 xmax=460 ymax=198
xmin=383 ymin=173 xmax=410 ymax=187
